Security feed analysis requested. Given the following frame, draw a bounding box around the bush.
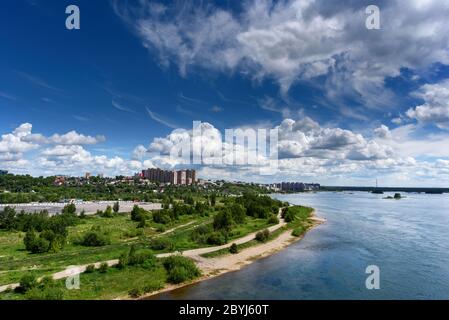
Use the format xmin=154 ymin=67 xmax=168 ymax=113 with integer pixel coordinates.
xmin=113 ymin=202 xmax=120 ymax=213
xmin=80 ymin=230 xmax=111 ymax=247
xmin=19 ymin=274 xmax=37 ymax=293
xmin=156 ymin=225 xmax=166 ymax=233
xmin=99 ymin=262 xmax=108 ymax=273
xmin=143 ymin=281 xmax=164 ymax=293
xmin=85 ymin=264 xmax=96 ymax=273
xmin=131 ymin=205 xmax=147 ymax=222
xmin=207 ymin=232 xmax=226 ymax=245
xmin=149 ymin=238 xmax=174 ymax=251
xmin=101 ymin=206 xmax=114 ymax=218
xmin=255 ymin=229 xmax=270 ymax=242
xmin=152 ymin=210 xmax=171 ymax=224
xmin=292 ymin=226 xmax=305 ymax=237
xmin=190 ymin=224 xmax=213 ymax=244
xmin=25 ymin=286 xmax=64 ymax=300
xmin=137 ymin=219 xmax=146 ymax=228
xmin=268 ymin=215 xmax=279 ymax=224
xmin=128 ymin=288 xmax=142 ymax=298
xmin=229 ymin=243 xmax=238 ymax=254
xmin=163 ymin=255 xmax=201 ymax=284
xmin=213 ymin=210 xmax=234 ymax=231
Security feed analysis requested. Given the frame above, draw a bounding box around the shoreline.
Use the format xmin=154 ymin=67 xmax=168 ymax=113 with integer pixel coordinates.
xmin=132 ymin=211 xmax=326 ymax=300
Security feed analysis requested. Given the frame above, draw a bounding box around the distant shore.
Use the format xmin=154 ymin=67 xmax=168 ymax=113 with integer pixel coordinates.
xmin=133 ymin=211 xmax=325 ymax=300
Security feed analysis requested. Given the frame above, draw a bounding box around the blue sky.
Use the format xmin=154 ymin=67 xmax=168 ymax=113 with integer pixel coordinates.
xmin=1 ymin=0 xmax=449 ymax=186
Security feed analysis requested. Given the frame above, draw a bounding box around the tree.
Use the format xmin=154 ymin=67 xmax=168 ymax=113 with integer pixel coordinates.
xmin=24 ymin=229 xmax=37 ymax=252
xmin=210 ymin=193 xmax=216 ymax=207
xmin=62 ymin=203 xmax=76 ymax=215
xmin=113 ymin=201 xmax=120 ymax=213
xmin=213 ymin=210 xmax=233 ymax=231
xmin=0 ymin=206 xmax=16 ymax=230
xmin=101 ymin=205 xmax=114 ymax=218
xmin=229 ymin=243 xmax=238 ymax=254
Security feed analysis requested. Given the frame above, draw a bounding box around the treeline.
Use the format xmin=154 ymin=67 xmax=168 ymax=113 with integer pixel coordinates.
xmin=0 ymin=204 xmax=79 ymax=253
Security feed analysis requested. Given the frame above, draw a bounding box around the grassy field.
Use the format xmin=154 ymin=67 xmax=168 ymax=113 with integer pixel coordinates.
xmin=0 ymin=210 xmax=278 ymax=285
xmin=0 ymin=212 xmax=203 ymax=284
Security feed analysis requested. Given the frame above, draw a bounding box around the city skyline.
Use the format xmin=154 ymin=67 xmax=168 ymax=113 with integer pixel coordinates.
xmin=1 ymin=1 xmax=449 ymax=187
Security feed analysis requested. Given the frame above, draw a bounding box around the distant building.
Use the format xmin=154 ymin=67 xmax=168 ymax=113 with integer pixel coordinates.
xmin=0 ymin=170 xmax=7 ymax=176
xmin=276 ymin=182 xmax=320 ymax=192
xmin=85 ymin=172 xmax=91 ymax=179
xmin=141 ymin=168 xmax=196 ymax=185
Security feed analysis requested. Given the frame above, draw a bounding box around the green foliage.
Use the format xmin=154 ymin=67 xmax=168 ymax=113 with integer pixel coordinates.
xmin=283 ymin=206 xmax=313 ymax=223
xmin=152 ymin=209 xmax=172 ymax=224
xmin=255 ymin=229 xmax=270 ymax=242
xmin=85 ymin=264 xmax=96 ymax=273
xmin=210 ymin=193 xmax=216 ymax=206
xmin=207 ymin=232 xmax=227 ymax=245
xmin=62 ymin=203 xmax=76 ymax=215
xmin=292 ymin=226 xmax=305 ymax=237
xmin=25 ymin=286 xmax=64 ymax=300
xmin=101 ymin=205 xmax=114 ymax=218
xmin=268 ymin=215 xmax=279 ymax=224
xmin=99 ymin=262 xmax=108 ymax=273
xmin=149 ymin=238 xmax=174 ymax=251
xmin=128 ymin=288 xmax=142 ymax=298
xmin=229 ymin=243 xmax=238 ymax=254
xmin=213 ymin=210 xmax=234 ymax=231
xmin=190 ymin=224 xmax=213 ymax=244
xmin=18 ymin=274 xmax=37 ymax=293
xmin=162 ymin=255 xmax=201 ymax=284
xmin=79 ymin=228 xmax=111 ymax=247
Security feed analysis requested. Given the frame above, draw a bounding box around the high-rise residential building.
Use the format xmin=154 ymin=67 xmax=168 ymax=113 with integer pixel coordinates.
xmin=141 ymin=168 xmax=196 ymax=185
xmin=85 ymin=172 xmax=91 ymax=179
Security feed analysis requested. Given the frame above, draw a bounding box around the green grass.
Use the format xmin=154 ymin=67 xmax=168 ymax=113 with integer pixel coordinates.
xmin=0 ymin=212 xmax=203 ymax=285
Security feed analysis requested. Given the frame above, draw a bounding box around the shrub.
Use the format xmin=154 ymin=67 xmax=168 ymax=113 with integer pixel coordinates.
xmin=267 ymin=215 xmax=279 ymax=224
xmin=163 ymin=255 xmax=201 ymax=284
xmin=101 ymin=206 xmax=114 ymax=218
xmin=143 ymin=281 xmax=164 ymax=293
xmin=213 ymin=210 xmax=234 ymax=231
xmin=85 ymin=264 xmax=96 ymax=273
xmin=128 ymin=288 xmax=142 ymax=298
xmin=113 ymin=202 xmax=120 ymax=213
xmin=255 ymin=229 xmax=270 ymax=242
xmin=207 ymin=232 xmax=226 ymax=245
xmin=19 ymin=274 xmax=37 ymax=293
xmin=152 ymin=210 xmax=171 ymax=224
xmin=150 ymin=238 xmax=174 ymax=251
xmin=291 ymin=226 xmax=305 ymax=237
xmin=229 ymin=243 xmax=238 ymax=254
xmin=99 ymin=262 xmax=108 ymax=273
xmin=156 ymin=225 xmax=166 ymax=233
xmin=25 ymin=286 xmax=64 ymax=300
xmin=131 ymin=205 xmax=147 ymax=222
xmin=117 ymin=252 xmax=129 ymax=269
xmin=190 ymin=224 xmax=213 ymax=244
xmin=80 ymin=231 xmax=111 ymax=247
xmin=137 ymin=219 xmax=146 ymax=228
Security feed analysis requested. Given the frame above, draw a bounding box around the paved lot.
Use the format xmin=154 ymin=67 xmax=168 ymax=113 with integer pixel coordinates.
xmin=0 ymin=201 xmax=162 ymax=215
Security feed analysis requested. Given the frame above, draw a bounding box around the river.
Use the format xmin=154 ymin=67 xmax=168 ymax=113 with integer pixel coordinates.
xmin=152 ymin=191 xmax=449 ymax=299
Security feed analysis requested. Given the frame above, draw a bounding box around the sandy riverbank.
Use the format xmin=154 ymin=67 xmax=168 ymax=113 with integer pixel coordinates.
xmin=132 ymin=212 xmax=326 ymax=300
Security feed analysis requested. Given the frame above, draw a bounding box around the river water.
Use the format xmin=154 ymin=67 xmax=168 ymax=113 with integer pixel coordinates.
xmin=152 ymin=192 xmax=449 ymax=299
